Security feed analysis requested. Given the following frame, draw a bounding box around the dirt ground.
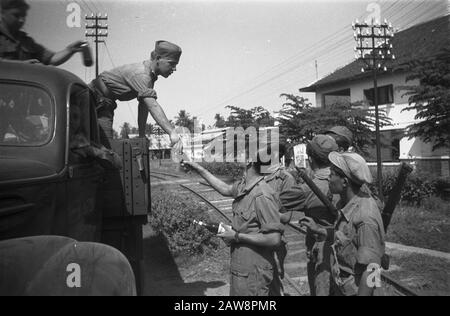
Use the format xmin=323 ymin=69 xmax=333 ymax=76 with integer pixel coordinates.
xmin=142 ymin=224 xmax=230 ymax=296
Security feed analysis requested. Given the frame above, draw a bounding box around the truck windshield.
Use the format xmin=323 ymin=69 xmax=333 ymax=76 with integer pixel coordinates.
xmin=0 ymin=83 xmax=54 ymax=146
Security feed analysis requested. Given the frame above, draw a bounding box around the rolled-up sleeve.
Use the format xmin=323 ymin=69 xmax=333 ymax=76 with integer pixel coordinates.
xmin=129 ymin=74 xmax=158 ymax=101
xmin=279 ymin=184 xmax=308 ymax=213
xmin=254 ymin=195 xmax=284 ymax=234
xmin=356 ymin=222 xmax=383 ymax=265
xmin=24 ymin=37 xmax=54 ymax=65
xmin=230 ymin=180 xmax=242 ymax=199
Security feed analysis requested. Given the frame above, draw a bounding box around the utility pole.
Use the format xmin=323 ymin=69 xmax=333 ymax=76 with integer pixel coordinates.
xmin=85 ymin=13 xmax=108 ymax=77
xmin=353 ymin=18 xmax=396 ymax=200
xmin=153 ymin=126 xmax=163 ymax=167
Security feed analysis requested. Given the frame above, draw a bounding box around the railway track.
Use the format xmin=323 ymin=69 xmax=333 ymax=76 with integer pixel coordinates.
xmin=150 ymin=170 xmax=419 ymax=296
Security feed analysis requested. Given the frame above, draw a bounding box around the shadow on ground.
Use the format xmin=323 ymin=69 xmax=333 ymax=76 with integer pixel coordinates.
xmin=142 ymin=228 xmax=226 ymax=296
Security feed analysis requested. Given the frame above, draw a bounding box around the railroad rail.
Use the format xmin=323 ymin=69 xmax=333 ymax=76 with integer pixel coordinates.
xmin=150 ymin=170 xmax=420 ymax=296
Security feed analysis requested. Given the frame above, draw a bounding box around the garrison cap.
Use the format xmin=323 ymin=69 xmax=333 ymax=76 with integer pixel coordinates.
xmin=326 ymin=126 xmax=354 ymax=146
xmin=154 ymin=40 xmax=182 ymax=63
xmin=0 ymin=0 xmax=29 ymax=10
xmin=329 ymin=152 xmax=373 ymax=186
xmin=307 ymin=134 xmax=339 ymax=162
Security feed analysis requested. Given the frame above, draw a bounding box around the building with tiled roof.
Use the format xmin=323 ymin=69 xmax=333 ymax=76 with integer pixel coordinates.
xmin=300 ymin=15 xmax=449 ymax=176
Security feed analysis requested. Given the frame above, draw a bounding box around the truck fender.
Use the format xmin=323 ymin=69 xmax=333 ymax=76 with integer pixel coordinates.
xmin=0 ymin=236 xmax=136 ymax=296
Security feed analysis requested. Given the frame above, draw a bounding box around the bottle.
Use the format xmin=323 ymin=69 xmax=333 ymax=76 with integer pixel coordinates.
xmin=193 ymin=220 xmax=228 ymax=234
xmin=80 ymin=42 xmax=93 ymax=67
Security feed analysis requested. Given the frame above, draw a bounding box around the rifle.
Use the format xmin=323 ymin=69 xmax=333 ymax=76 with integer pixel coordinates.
xmin=296 ymin=168 xmax=338 ymax=218
xmin=381 ymin=163 xmax=413 ymax=232
xmin=298 ymin=163 xmax=413 ymax=272
xmin=297 ymin=163 xmax=413 ymax=232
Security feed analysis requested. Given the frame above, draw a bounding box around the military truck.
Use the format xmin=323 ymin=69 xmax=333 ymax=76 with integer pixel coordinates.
xmin=0 ymin=61 xmax=150 ymax=296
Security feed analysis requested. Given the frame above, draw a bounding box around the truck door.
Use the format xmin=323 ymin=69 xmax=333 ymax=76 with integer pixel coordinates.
xmin=65 ymin=84 xmax=104 ymax=242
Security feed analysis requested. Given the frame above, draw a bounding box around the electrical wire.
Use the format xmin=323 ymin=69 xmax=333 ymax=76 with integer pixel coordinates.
xmin=207 ymin=0 xmax=445 ymax=116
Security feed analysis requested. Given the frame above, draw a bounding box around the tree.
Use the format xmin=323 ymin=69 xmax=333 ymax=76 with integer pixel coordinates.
xmin=113 ymin=129 xmax=119 ymax=140
xmin=145 ymin=123 xmax=154 ymax=136
xmin=277 ymin=93 xmax=391 ymax=153
xmin=175 ymin=110 xmax=195 ymax=132
xmin=402 ymin=46 xmax=450 ymax=150
xmin=225 ymin=105 xmax=275 ymax=129
xmin=120 ymin=122 xmax=131 ymax=139
xmin=130 ymin=127 xmax=138 ymax=135
xmin=214 ymin=113 xmax=226 ymax=128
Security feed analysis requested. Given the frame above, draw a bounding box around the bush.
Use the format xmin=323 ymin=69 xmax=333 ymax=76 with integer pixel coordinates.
xmin=149 ymin=188 xmax=220 ymax=256
xmin=200 ymin=162 xmax=243 ymax=180
xmin=432 ymin=178 xmax=450 ymax=199
xmin=370 ymin=171 xmax=450 ymax=206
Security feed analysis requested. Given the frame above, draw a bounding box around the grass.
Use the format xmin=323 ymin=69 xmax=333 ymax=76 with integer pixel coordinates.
xmin=387 ymin=196 xmax=450 ymax=252
xmin=386 ymin=253 xmax=450 ymax=296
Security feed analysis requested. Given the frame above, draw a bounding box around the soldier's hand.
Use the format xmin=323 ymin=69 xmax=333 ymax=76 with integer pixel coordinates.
xmin=170 ymin=131 xmax=181 ymax=147
xmin=68 ymin=40 xmax=86 ymax=53
xmin=180 ymin=158 xmax=199 ymax=173
xmin=299 ymin=217 xmax=327 ymax=237
xmin=217 ymin=225 xmax=237 ymax=243
xmin=24 ymin=59 xmax=41 ymax=64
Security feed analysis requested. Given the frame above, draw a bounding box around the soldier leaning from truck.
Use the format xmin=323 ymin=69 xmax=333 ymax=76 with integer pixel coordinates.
xmin=263 ymin=143 xmax=296 ymax=296
xmin=280 ymin=135 xmax=339 ymax=296
xmin=182 ymin=150 xmax=284 ymax=296
xmin=88 ymin=40 xmax=182 ymax=150
xmin=300 ymin=152 xmax=386 ymax=296
xmin=0 ymin=0 xmax=85 ymax=65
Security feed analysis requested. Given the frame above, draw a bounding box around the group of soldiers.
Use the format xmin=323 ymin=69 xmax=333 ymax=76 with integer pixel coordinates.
xmin=1 ymin=0 xmax=385 ymax=297
xmin=182 ymin=127 xmax=386 ymax=297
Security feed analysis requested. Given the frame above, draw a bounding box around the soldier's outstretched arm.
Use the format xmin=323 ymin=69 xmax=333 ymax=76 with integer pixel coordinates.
xmin=181 ymin=160 xmax=234 ymax=197
xmin=49 ymin=41 xmax=85 ymax=66
xmin=143 ymin=97 xmax=180 ymax=146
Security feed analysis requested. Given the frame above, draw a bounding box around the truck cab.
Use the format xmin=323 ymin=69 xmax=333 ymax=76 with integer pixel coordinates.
xmin=0 ymin=61 xmax=149 ymax=295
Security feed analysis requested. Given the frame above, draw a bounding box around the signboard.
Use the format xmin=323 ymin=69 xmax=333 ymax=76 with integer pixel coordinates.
xmin=293 ymin=143 xmax=308 ymax=169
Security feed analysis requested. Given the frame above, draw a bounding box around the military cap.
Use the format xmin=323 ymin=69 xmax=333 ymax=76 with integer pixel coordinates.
xmin=153 ymin=40 xmax=182 ymax=62
xmin=325 ymin=126 xmax=354 ymax=146
xmin=307 ymin=134 xmax=339 ymax=162
xmin=0 ymin=0 xmax=29 ymax=10
xmin=329 ymin=152 xmax=373 ymax=186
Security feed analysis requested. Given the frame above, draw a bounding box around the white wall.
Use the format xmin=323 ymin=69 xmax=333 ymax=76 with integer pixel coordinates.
xmin=314 ymin=72 xmax=448 ymax=160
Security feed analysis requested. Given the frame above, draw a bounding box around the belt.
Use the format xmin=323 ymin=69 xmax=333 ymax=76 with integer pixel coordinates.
xmin=92 ymin=77 xmax=115 ymax=100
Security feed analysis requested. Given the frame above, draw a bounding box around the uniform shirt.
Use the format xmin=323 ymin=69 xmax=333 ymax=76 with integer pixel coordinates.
xmin=264 ymin=164 xmax=296 ymax=199
xmin=0 ymin=21 xmax=54 ymax=64
xmin=99 ymin=60 xmax=158 ymax=102
xmin=332 ymin=190 xmax=386 ymax=275
xmin=280 ymin=167 xmax=337 ymax=226
xmin=229 ymin=176 xmax=284 ymax=277
xmin=231 ymin=176 xmax=284 ymax=236
xmin=264 ymin=164 xmax=296 ymax=224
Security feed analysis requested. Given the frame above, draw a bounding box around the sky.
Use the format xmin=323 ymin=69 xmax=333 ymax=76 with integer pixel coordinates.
xmin=24 ymin=0 xmax=448 ymax=132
